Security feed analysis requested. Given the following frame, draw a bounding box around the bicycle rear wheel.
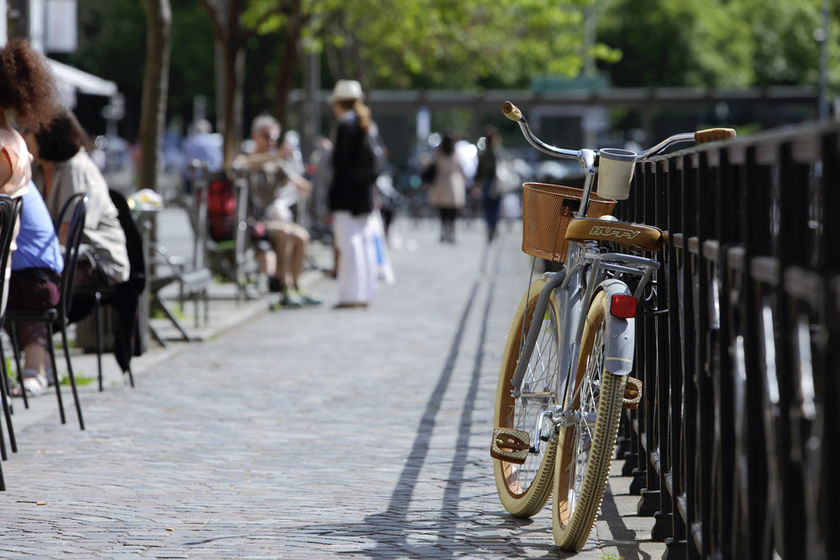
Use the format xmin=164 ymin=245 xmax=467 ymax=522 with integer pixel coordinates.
xmin=552 ymin=291 xmax=627 ymax=550
xmin=493 ymin=277 xmax=562 ymax=517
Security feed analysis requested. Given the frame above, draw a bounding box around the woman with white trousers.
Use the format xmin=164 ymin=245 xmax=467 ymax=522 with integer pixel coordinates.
xmin=327 ymin=80 xmax=382 ymax=309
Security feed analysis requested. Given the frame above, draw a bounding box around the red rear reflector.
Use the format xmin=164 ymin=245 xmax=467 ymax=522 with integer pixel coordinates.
xmin=610 ymin=294 xmax=636 ymax=318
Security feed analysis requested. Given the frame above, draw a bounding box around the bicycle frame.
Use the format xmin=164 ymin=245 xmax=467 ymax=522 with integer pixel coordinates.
xmin=510 ymin=244 xmax=657 ymax=448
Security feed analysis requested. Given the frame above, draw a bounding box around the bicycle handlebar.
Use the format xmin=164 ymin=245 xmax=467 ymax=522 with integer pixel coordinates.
xmin=502 ymin=101 xmax=523 ymax=122
xmin=503 ymin=101 xmax=583 ymax=161
xmin=503 ymin=100 xmax=736 ymax=161
xmin=695 ymin=128 xmax=737 ymax=143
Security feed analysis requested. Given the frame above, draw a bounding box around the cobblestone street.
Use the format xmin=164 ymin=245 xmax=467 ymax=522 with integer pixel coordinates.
xmin=0 ymin=218 xmax=662 ymax=559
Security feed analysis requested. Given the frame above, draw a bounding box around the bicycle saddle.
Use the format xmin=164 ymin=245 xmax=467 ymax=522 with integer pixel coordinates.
xmin=565 ymin=217 xmax=665 ymax=251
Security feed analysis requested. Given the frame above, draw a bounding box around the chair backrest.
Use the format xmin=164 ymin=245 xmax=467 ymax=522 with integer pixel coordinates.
xmin=189 ymin=164 xmax=210 ymax=271
xmin=0 ymin=195 xmax=22 ymax=276
xmin=108 ymin=189 xmax=145 ymax=293
xmin=0 ymin=194 xmax=22 ymax=321
xmin=57 ymin=192 xmax=88 ymax=320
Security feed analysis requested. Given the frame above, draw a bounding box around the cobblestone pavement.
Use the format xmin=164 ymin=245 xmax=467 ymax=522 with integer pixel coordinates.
xmin=0 ymin=218 xmax=663 ymax=559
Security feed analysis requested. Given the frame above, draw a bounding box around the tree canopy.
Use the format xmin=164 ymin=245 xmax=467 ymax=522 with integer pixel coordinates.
xmin=598 ymin=0 xmax=839 ymax=90
xmin=67 ymin=0 xmax=838 ymax=143
xmin=288 ymin=0 xmax=608 ymax=88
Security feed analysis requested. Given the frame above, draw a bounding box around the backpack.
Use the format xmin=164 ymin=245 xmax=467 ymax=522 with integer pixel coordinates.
xmin=206 ymin=175 xmax=236 ymax=242
xmin=358 ymin=129 xmax=387 ymax=186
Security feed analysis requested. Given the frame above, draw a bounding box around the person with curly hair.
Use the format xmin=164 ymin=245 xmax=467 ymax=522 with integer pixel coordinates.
xmin=0 ymin=39 xmax=62 ymax=396
xmin=0 ymin=39 xmax=59 ymax=197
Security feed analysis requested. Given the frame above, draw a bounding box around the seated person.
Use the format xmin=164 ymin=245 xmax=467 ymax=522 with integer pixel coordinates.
xmin=7 ymin=184 xmax=64 ymax=396
xmin=27 ymin=108 xmax=129 ymax=321
xmin=234 ymin=115 xmax=320 ymax=307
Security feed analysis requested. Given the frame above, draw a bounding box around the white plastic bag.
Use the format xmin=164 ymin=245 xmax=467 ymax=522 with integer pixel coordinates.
xmin=370 ymin=211 xmax=395 ymax=285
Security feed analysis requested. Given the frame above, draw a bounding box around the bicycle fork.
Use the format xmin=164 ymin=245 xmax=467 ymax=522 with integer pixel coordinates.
xmin=509 ymin=270 xmax=567 ymax=395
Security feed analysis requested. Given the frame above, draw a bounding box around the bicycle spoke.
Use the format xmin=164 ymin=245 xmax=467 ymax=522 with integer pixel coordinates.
xmin=508 ymin=307 xmax=561 ymax=490
xmin=563 ymin=317 xmax=606 ymax=519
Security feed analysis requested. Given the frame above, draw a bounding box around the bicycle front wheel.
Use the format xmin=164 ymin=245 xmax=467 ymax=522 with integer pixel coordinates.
xmin=552 ymin=291 xmax=628 ymax=550
xmin=493 ymin=277 xmax=562 ymax=517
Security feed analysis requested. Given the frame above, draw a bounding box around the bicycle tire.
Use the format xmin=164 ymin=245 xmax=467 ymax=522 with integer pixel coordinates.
xmin=493 ymin=277 xmax=562 ymax=517
xmin=552 ymin=291 xmax=628 ymax=550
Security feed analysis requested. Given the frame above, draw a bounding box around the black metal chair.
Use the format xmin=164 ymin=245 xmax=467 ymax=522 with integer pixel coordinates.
xmin=0 ymin=195 xmax=22 ymax=490
xmin=6 ymin=193 xmax=87 ymax=430
xmin=149 ymin=163 xmax=212 ymax=344
xmin=82 ymin=190 xmax=145 ymax=391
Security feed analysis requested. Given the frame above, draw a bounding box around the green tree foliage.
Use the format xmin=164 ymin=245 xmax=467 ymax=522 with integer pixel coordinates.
xmin=744 ymin=0 xmax=839 ymax=90
xmin=243 ymin=0 xmax=612 ymax=139
xmin=69 ymin=0 xmax=839 ymax=145
xmin=598 ymin=0 xmax=839 ymax=91
xmin=303 ymin=0 xmax=606 ymax=89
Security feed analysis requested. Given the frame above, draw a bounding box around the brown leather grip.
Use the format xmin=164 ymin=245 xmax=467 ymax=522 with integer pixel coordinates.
xmin=502 ymin=101 xmax=523 ymax=122
xmin=695 ymin=128 xmax=736 ymax=143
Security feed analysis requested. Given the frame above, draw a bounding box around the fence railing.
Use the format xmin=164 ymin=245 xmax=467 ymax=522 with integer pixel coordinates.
xmin=615 ymin=121 xmax=839 ymax=560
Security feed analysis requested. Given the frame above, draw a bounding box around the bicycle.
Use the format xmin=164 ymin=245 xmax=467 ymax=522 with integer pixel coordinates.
xmin=490 ymin=101 xmax=735 ymax=550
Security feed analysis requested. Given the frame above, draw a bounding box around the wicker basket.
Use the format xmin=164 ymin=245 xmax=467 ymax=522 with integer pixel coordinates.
xmin=521 ymin=182 xmax=616 ymax=262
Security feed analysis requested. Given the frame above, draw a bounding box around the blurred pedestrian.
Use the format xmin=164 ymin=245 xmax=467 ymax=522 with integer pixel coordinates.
xmin=306 ymin=136 xmax=334 ymax=241
xmin=473 ymin=126 xmax=503 ymax=243
xmin=327 ymin=79 xmax=383 ymax=309
xmin=181 ymin=118 xmax=222 ymax=193
xmin=29 ymin=108 xmax=130 ymax=322
xmin=0 ymin=38 xmax=61 ymax=314
xmin=427 ymin=134 xmax=466 ymax=243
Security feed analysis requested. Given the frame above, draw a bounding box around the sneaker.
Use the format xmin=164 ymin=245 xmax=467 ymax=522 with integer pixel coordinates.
xmin=280 ymin=287 xmax=304 ymax=308
xmin=12 ymin=370 xmax=48 ymax=398
xmin=294 ymin=288 xmax=323 ymax=306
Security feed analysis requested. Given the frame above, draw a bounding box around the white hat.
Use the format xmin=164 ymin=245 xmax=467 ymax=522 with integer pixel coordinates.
xmin=328 ymin=79 xmax=364 ymax=103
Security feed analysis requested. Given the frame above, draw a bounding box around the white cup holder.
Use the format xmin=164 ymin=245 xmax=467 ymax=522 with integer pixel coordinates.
xmin=596 ymin=148 xmax=636 ymax=200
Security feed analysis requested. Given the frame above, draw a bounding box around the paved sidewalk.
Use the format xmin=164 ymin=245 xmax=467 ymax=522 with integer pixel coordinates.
xmin=0 ymin=217 xmax=663 ymax=559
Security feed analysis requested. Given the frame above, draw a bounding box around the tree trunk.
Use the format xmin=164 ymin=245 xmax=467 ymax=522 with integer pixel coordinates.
xmin=272 ymin=4 xmax=303 ymax=132
xmin=219 ymin=39 xmax=241 ymax=169
xmin=217 ymin=10 xmax=246 ymax=170
xmin=138 ymin=0 xmax=171 ymax=191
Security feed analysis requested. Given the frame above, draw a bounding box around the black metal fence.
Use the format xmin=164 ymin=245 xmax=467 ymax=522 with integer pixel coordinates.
xmin=615 ymin=121 xmax=839 ymax=559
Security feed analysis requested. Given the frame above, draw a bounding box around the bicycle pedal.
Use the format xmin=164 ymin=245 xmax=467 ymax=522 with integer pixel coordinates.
xmin=491 ymin=427 xmax=531 ymax=464
xmin=623 ymin=376 xmax=643 ymax=409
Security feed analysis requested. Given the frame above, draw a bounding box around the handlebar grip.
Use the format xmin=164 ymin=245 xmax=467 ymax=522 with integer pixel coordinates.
xmin=695 ymin=128 xmax=736 ymax=143
xmin=502 ymin=101 xmax=523 ymax=122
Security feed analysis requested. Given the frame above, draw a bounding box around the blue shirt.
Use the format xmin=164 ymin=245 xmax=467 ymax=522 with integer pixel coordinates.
xmin=181 ymin=132 xmax=223 ymax=177
xmin=12 ymin=183 xmax=64 ymax=274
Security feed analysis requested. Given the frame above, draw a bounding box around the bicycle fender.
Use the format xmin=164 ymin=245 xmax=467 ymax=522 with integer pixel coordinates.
xmin=598 ymin=279 xmax=635 ymax=376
